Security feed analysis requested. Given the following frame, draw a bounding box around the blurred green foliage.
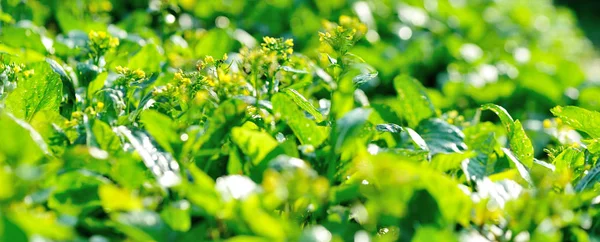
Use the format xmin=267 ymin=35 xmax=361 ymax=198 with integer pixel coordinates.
xmin=1 ymin=0 xmax=600 ymax=241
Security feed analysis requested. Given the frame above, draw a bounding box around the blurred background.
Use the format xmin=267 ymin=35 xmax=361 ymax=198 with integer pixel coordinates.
xmin=1 ymin=0 xmax=600 ymax=120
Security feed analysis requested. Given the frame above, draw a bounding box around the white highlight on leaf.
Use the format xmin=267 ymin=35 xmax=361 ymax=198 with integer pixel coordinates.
xmin=215 ymin=175 xmax=259 ymax=201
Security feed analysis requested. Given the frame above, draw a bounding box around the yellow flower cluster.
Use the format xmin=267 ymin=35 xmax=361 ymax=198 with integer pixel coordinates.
xmin=261 ymin=37 xmax=294 ymax=59
xmin=115 ymin=66 xmax=145 ymax=79
xmin=319 ymin=15 xmax=367 ymax=55
xmin=88 ymin=30 xmax=119 ymax=58
xmin=196 ymin=53 xmax=228 ymax=70
xmin=87 ymin=0 xmax=113 ymax=14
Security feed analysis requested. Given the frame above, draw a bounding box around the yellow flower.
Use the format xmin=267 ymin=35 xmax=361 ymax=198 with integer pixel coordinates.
xmin=23 ymin=69 xmax=34 ymax=77
xmin=109 ymin=37 xmax=119 ymax=48
xmin=222 ymin=53 xmax=228 ymax=61
xmin=284 ymin=39 xmax=294 ymax=47
xmin=133 ymin=69 xmax=145 ymax=79
xmin=543 ymin=119 xmax=552 ymax=129
xmin=88 ymin=30 xmax=98 ymax=40
xmin=13 ymin=66 xmax=21 ymax=73
xmin=204 ymin=55 xmax=215 ymax=65
xmin=174 ymin=72 xmax=183 ymax=80
xmin=100 ymin=1 xmax=113 ymax=11
xmin=96 ymin=102 xmax=105 ymax=109
xmin=221 ymin=74 xmax=232 ymax=84
xmin=72 ymin=111 xmax=84 ymax=119
xmin=339 ymin=15 xmax=352 ymax=26
xmin=115 ymin=66 xmax=125 ymax=74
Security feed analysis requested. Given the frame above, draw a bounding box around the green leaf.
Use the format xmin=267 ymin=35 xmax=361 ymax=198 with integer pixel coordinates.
xmin=88 ymin=71 xmax=107 ymax=98
xmin=129 ymin=44 xmax=165 ymax=74
xmin=575 ymin=161 xmax=600 ymax=192
xmin=0 ymin=112 xmax=48 ymax=165
xmin=160 ymin=200 xmax=191 ymax=232
xmin=0 ymin=26 xmax=47 ymax=54
xmin=230 ymin=127 xmax=282 ymax=166
xmin=430 ymin=151 xmax=475 ymax=172
xmin=117 ymin=126 xmax=182 ymax=188
xmin=393 ymin=74 xmax=436 ymax=127
xmin=462 ymin=122 xmax=499 ymax=182
xmin=272 ymin=93 xmax=327 ymax=146
xmin=282 ymin=88 xmax=324 ymax=123
xmin=114 ymin=211 xmax=172 ymax=241
xmin=502 ymin=148 xmax=533 ymax=186
xmin=92 ymin=120 xmax=121 ymax=155
xmin=98 ymin=184 xmax=143 ymax=212
xmin=416 ymin=118 xmax=467 ymax=155
xmin=551 ymin=106 xmax=600 ymax=138
xmin=0 ymin=215 xmax=28 ymax=242
xmin=194 ymin=99 xmax=247 ymax=150
xmin=47 ymin=170 xmax=111 ymax=215
xmin=5 ymin=62 xmax=62 ymax=121
xmin=482 ymin=104 xmax=534 ymax=168
xmin=240 ymin=195 xmax=286 ymax=240
xmin=194 ymin=29 xmax=234 ymax=58
xmin=332 ymin=108 xmax=372 ymax=153
xmin=140 ymin=110 xmax=178 ymax=154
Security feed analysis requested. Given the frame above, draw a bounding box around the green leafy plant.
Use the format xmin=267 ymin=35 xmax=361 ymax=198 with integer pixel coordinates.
xmin=2 ymin=1 xmax=600 ymax=241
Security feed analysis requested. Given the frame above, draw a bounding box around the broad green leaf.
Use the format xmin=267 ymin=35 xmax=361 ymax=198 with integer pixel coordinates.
xmin=552 ymin=147 xmax=585 ymax=177
xmin=129 ymin=43 xmax=165 ymax=73
xmin=117 ymin=126 xmax=182 ymax=188
xmin=0 ymin=26 xmax=47 ymax=54
xmin=412 ymin=226 xmax=458 ymax=242
xmin=393 ymin=74 xmax=436 ymax=127
xmin=114 ymin=211 xmax=172 ymax=241
xmin=0 ymin=112 xmax=48 ymax=165
xmin=98 ymin=184 xmax=143 ymax=212
xmin=584 ymin=138 xmax=600 ymax=154
xmin=194 ymin=29 xmax=234 ymax=57
xmin=5 ymin=206 xmax=75 ymax=241
xmin=47 ymin=170 xmax=111 ymax=215
xmin=575 ymin=162 xmax=600 ymax=192
xmin=194 ymin=99 xmax=247 ymax=150
xmin=416 ymin=118 xmax=467 ymax=155
xmin=240 ymin=195 xmax=286 ymax=240
xmin=92 ymin=120 xmax=121 ymax=154
xmin=88 ymin=71 xmax=107 ymax=98
xmin=332 ymin=108 xmax=372 ymax=153
xmin=502 ymin=148 xmax=533 ymax=186
xmin=185 ymin=164 xmax=221 ymax=216
xmin=354 ymin=153 xmax=472 ymax=227
xmin=430 ymin=151 xmax=475 ymax=172
xmin=462 ymin=122 xmax=499 ymax=181
xmin=160 ymin=200 xmax=191 ymax=232
xmin=30 ymin=110 xmax=68 ymax=154
xmin=282 ymin=88 xmax=324 ymax=123
xmin=272 ymin=93 xmax=327 ymax=146
xmin=140 ymin=110 xmax=178 ymax=154
xmin=0 ymin=215 xmax=28 ymax=242
xmin=226 ymin=236 xmax=271 ymax=242
xmin=375 ymin=123 xmax=429 ymax=151
xmin=482 ymin=104 xmax=534 ymax=168
xmin=5 ymin=62 xmax=62 ymax=121
xmin=481 ymin=104 xmax=514 ymax=133
xmin=551 ymin=106 xmax=600 ymax=138
xmin=509 ymin=120 xmax=534 ymax=168
xmin=230 ymin=127 xmax=282 ymax=166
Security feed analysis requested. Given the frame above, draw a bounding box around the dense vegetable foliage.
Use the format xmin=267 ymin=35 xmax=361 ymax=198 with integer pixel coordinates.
xmin=2 ymin=0 xmax=600 ymax=241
